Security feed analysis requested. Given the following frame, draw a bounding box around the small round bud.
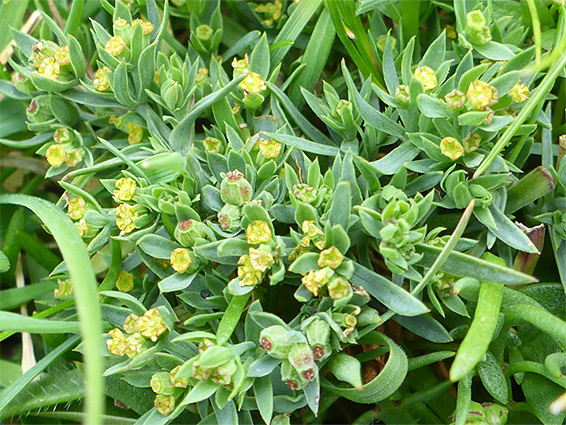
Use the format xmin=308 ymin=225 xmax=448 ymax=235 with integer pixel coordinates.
xmin=232 ymin=54 xmax=249 ymax=78
xmin=237 ymin=254 xmax=263 ymax=286
xmin=54 ymin=279 xmax=73 ymax=297
xmin=123 ymin=314 xmax=141 ymax=334
xmin=293 ymin=183 xmax=317 ymax=204
xmin=132 ymin=19 xmax=154 ymax=35
xmin=249 ymin=246 xmax=274 ymax=272
xmin=55 ymin=46 xmax=70 ymax=66
xmin=302 ymin=269 xmax=329 ymax=297
xmin=105 ymin=35 xmax=126 ymax=57
xmin=327 ymin=276 xmax=352 ymax=300
xmin=54 ymin=128 xmax=72 ymax=144
xmin=169 ymin=365 xmax=189 ymax=388
xmin=395 ymin=85 xmax=409 ymax=103
xmin=151 ymin=372 xmax=175 ymax=395
xmin=94 ymin=67 xmax=111 ymax=92
xmin=440 ymin=137 xmax=465 ymax=161
xmin=174 ymin=219 xmax=207 ymax=247
xmin=36 ymin=57 xmax=59 ymax=80
xmin=114 ymin=177 xmax=137 ymax=201
xmin=128 ymin=123 xmax=143 ymax=145
xmin=462 ymin=132 xmax=482 ymax=153
xmin=413 ymin=66 xmax=437 ymax=90
xmin=258 ymin=138 xmax=281 ymax=158
xmin=217 ymin=204 xmax=241 ymax=231
xmin=318 ymin=246 xmax=344 ymax=269
xmin=196 ymin=24 xmax=213 ymax=41
xmin=139 ymin=308 xmax=167 ymax=342
xmin=466 ymin=10 xmax=492 ymax=45
xmin=203 ymin=136 xmax=223 ymax=153
xmin=211 ymin=359 xmax=237 ymax=385
xmin=444 ymin=89 xmax=466 ymax=110
xmin=238 ymin=72 xmax=266 ymax=94
xmin=510 ymin=83 xmax=529 ymax=103
xmin=220 ymin=170 xmax=253 ymax=206
xmin=116 ymin=271 xmax=134 ymax=292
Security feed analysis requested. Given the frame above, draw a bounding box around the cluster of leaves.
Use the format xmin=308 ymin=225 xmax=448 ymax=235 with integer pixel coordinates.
xmin=0 ymin=0 xmax=565 ymax=424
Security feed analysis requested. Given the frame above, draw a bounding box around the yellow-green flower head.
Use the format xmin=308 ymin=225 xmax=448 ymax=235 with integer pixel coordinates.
xmin=123 ymin=313 xmax=141 ymax=334
xmin=46 ymin=144 xmax=67 ymax=168
xmin=196 ymin=24 xmax=213 ymax=41
xmin=446 ymin=24 xmax=457 ymax=39
xmin=232 ymin=55 xmax=249 ymax=76
xmin=150 ymin=372 xmax=175 ymax=396
xmin=318 ymin=246 xmax=344 ymax=269
xmin=37 ymin=57 xmax=59 ymax=80
xmin=467 ymin=79 xmax=498 ymax=110
xmin=128 ymin=123 xmax=143 ymax=145
xmin=249 ymin=247 xmax=274 ymax=272
xmin=445 ymin=89 xmax=466 ymax=110
xmin=239 ymin=72 xmax=266 ymax=94
xmin=300 ymin=220 xmax=324 ymax=249
xmin=55 ymin=45 xmax=70 ymax=66
xmin=327 ymin=277 xmax=352 ymax=299
xmin=247 ymin=220 xmax=272 ymax=244
xmin=170 ymin=248 xmax=192 ymax=274
xmin=196 ymin=67 xmax=209 ymax=83
xmin=466 ymin=10 xmax=492 ymax=44
xmin=116 ymin=271 xmax=134 ymax=292
xmin=293 ymin=183 xmax=317 ymax=204
xmin=75 ymin=218 xmax=89 ymax=237
xmin=106 ymin=328 xmax=127 ymax=356
xmin=413 ymin=66 xmax=437 ymax=90
xmin=115 ymin=203 xmax=138 ymax=233
xmin=124 ymin=332 xmax=144 ymax=357
xmin=68 ymin=196 xmax=86 ymax=220
xmin=259 ymin=138 xmax=281 ymax=158
xmin=154 ymin=394 xmax=175 ymax=416
xmin=510 ymin=83 xmax=529 ymax=103
xmin=302 ymin=269 xmax=329 ymax=297
xmin=169 ymin=365 xmax=189 ymax=388
xmin=394 ymin=85 xmax=409 ymax=103
xmin=54 ymin=279 xmax=73 ymax=297
xmin=255 ymin=0 xmax=283 ymax=26
xmin=132 ymin=18 xmax=154 ymax=35
xmin=440 ymin=137 xmax=465 ymax=161
xmin=65 ymin=149 xmax=82 ymax=167
xmin=114 ymin=177 xmax=137 ymax=201
xmin=94 ymin=66 xmax=111 ymax=91
xmin=139 ymin=308 xmax=167 ymax=342
xmin=203 ymin=136 xmax=223 ymax=153
xmin=105 ymin=35 xmax=126 ymax=57
xmin=463 ymin=132 xmax=482 ymax=153
xmin=238 ymin=254 xmax=263 ymax=286
xmin=54 ymin=128 xmax=71 ymax=144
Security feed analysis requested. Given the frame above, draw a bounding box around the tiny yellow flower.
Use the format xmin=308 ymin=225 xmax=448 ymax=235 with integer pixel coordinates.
xmin=249 ymin=247 xmax=274 ymax=272
xmin=116 ymin=271 xmax=134 ymax=292
xmin=94 ymin=66 xmax=111 ymax=91
xmin=413 ymin=66 xmax=437 ymax=90
xmin=55 ymin=46 xmax=70 ymax=66
xmin=106 ymin=328 xmax=127 ymax=356
xmin=123 ymin=313 xmax=141 ymax=333
xmin=318 ymin=246 xmax=344 ymax=269
xmin=37 ymin=57 xmax=59 ymax=80
xmin=327 ymin=277 xmax=351 ymax=300
xmin=232 ymin=54 xmax=249 ymax=76
xmin=510 ymin=83 xmax=529 ymax=103
xmin=300 ymin=220 xmax=324 ymax=247
xmin=239 ymin=72 xmax=266 ymax=94
xmin=463 ymin=133 xmax=482 ymax=153
xmin=302 ymin=269 xmax=329 ymax=297
xmin=440 ymin=137 xmax=465 ymax=161
xmin=467 ymin=79 xmax=498 ymax=110
xmin=124 ymin=332 xmax=144 ymax=357
xmin=128 ymin=123 xmax=143 ymax=145
xmin=116 ymin=203 xmax=138 ymax=233
xmin=196 ymin=67 xmax=209 ymax=83
xmin=54 ymin=128 xmax=71 ymax=144
xmin=246 ymin=220 xmax=272 ymax=244
xmin=258 ymin=139 xmax=281 ymax=158
xmin=68 ymin=196 xmax=86 ymax=220
xmin=170 ymin=248 xmax=192 ymax=274
xmin=131 ymin=19 xmax=154 ymax=35
xmin=54 ymin=279 xmax=73 ymax=297
xmin=154 ymin=394 xmax=175 ymax=416
xmin=196 ymin=24 xmax=213 ymax=41
xmin=65 ymin=149 xmax=82 ymax=167
xmin=203 ymin=136 xmax=223 ymax=153
xmin=75 ymin=218 xmax=89 ymax=237
xmin=139 ymin=308 xmax=167 ymax=342
xmin=238 ymin=254 xmax=263 ymax=286
xmin=114 ymin=177 xmax=137 ymax=201
xmin=46 ymin=144 xmax=67 ymax=168
xmin=105 ymin=35 xmax=126 ymax=57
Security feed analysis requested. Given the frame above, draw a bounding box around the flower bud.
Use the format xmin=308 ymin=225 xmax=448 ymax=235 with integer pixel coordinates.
xmin=196 ymin=24 xmax=213 ymax=42
xmin=395 ymin=85 xmax=409 ymax=103
xmin=54 ymin=128 xmax=72 ymax=144
xmin=440 ymin=137 xmax=465 ymax=161
xmin=203 ymin=136 xmax=223 ymax=153
xmin=288 ymin=343 xmax=317 ymax=381
xmin=154 ymin=394 xmax=175 ymax=416
xmin=467 ymin=80 xmax=498 ymax=110
xmin=232 ymin=54 xmax=249 ymax=78
xmin=105 ymin=35 xmax=126 ymax=57
xmin=327 ymin=276 xmax=352 ymax=300
xmin=211 ymin=359 xmax=237 ymax=385
xmin=131 ymin=19 xmax=154 ymax=36
xmin=115 ymin=203 xmax=138 ymax=233
xmin=260 ymin=325 xmax=292 ymax=359
xmin=463 ymin=133 xmax=482 ymax=153
xmin=170 ymin=248 xmax=193 ymax=273
xmin=139 ymin=308 xmax=168 ymax=342
xmin=68 ymin=196 xmax=86 ymax=220
xmin=151 ymin=372 xmax=175 ymax=395
xmin=46 ymin=144 xmax=67 ymax=168
xmin=94 ymin=67 xmax=111 ymax=92
xmin=413 ymin=66 xmax=437 ymax=90
xmin=433 ymin=272 xmax=455 ymax=297
xmin=54 ymin=279 xmax=73 ymax=297
xmin=302 ymin=269 xmax=329 ymax=297
xmin=301 ymin=220 xmax=324 ymax=248
xmin=27 ymin=96 xmax=53 ymax=123
xmin=169 ymin=365 xmax=189 ymax=388
xmin=113 ymin=18 xmax=132 ymax=44
xmin=161 ymin=80 xmax=183 ymax=111
xmin=116 ymin=271 xmax=134 ymax=292
xmin=174 ymin=219 xmax=207 ymax=247
xmin=466 ymin=11 xmax=492 ymax=45
xmin=258 ymin=138 xmax=281 ymax=158
xmin=305 ymin=319 xmax=331 ymax=360
xmin=293 ymin=183 xmax=317 ymax=204
xmin=220 ymin=170 xmax=253 ymax=206
xmin=114 ymin=177 xmax=137 ymax=201
xmin=246 ymin=220 xmax=272 ymax=244
xmin=445 ymin=89 xmax=466 ymax=110
xmin=217 ymin=204 xmax=241 ymax=231
xmin=318 ymin=246 xmax=344 ymax=269
xmin=281 ymin=359 xmax=307 ymax=390
xmin=239 ymin=72 xmax=266 ymax=94
xmin=510 ymin=83 xmax=529 ymax=103
xmin=13 ymin=73 xmax=35 ymax=94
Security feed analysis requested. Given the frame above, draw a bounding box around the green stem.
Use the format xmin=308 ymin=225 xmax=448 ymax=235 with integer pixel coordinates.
xmin=64 ymin=0 xmax=84 ymax=37
xmin=526 ymin=0 xmax=542 ymax=64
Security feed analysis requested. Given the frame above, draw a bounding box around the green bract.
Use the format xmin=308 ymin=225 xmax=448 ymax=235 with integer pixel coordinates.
xmin=0 ymin=0 xmax=565 ymax=424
